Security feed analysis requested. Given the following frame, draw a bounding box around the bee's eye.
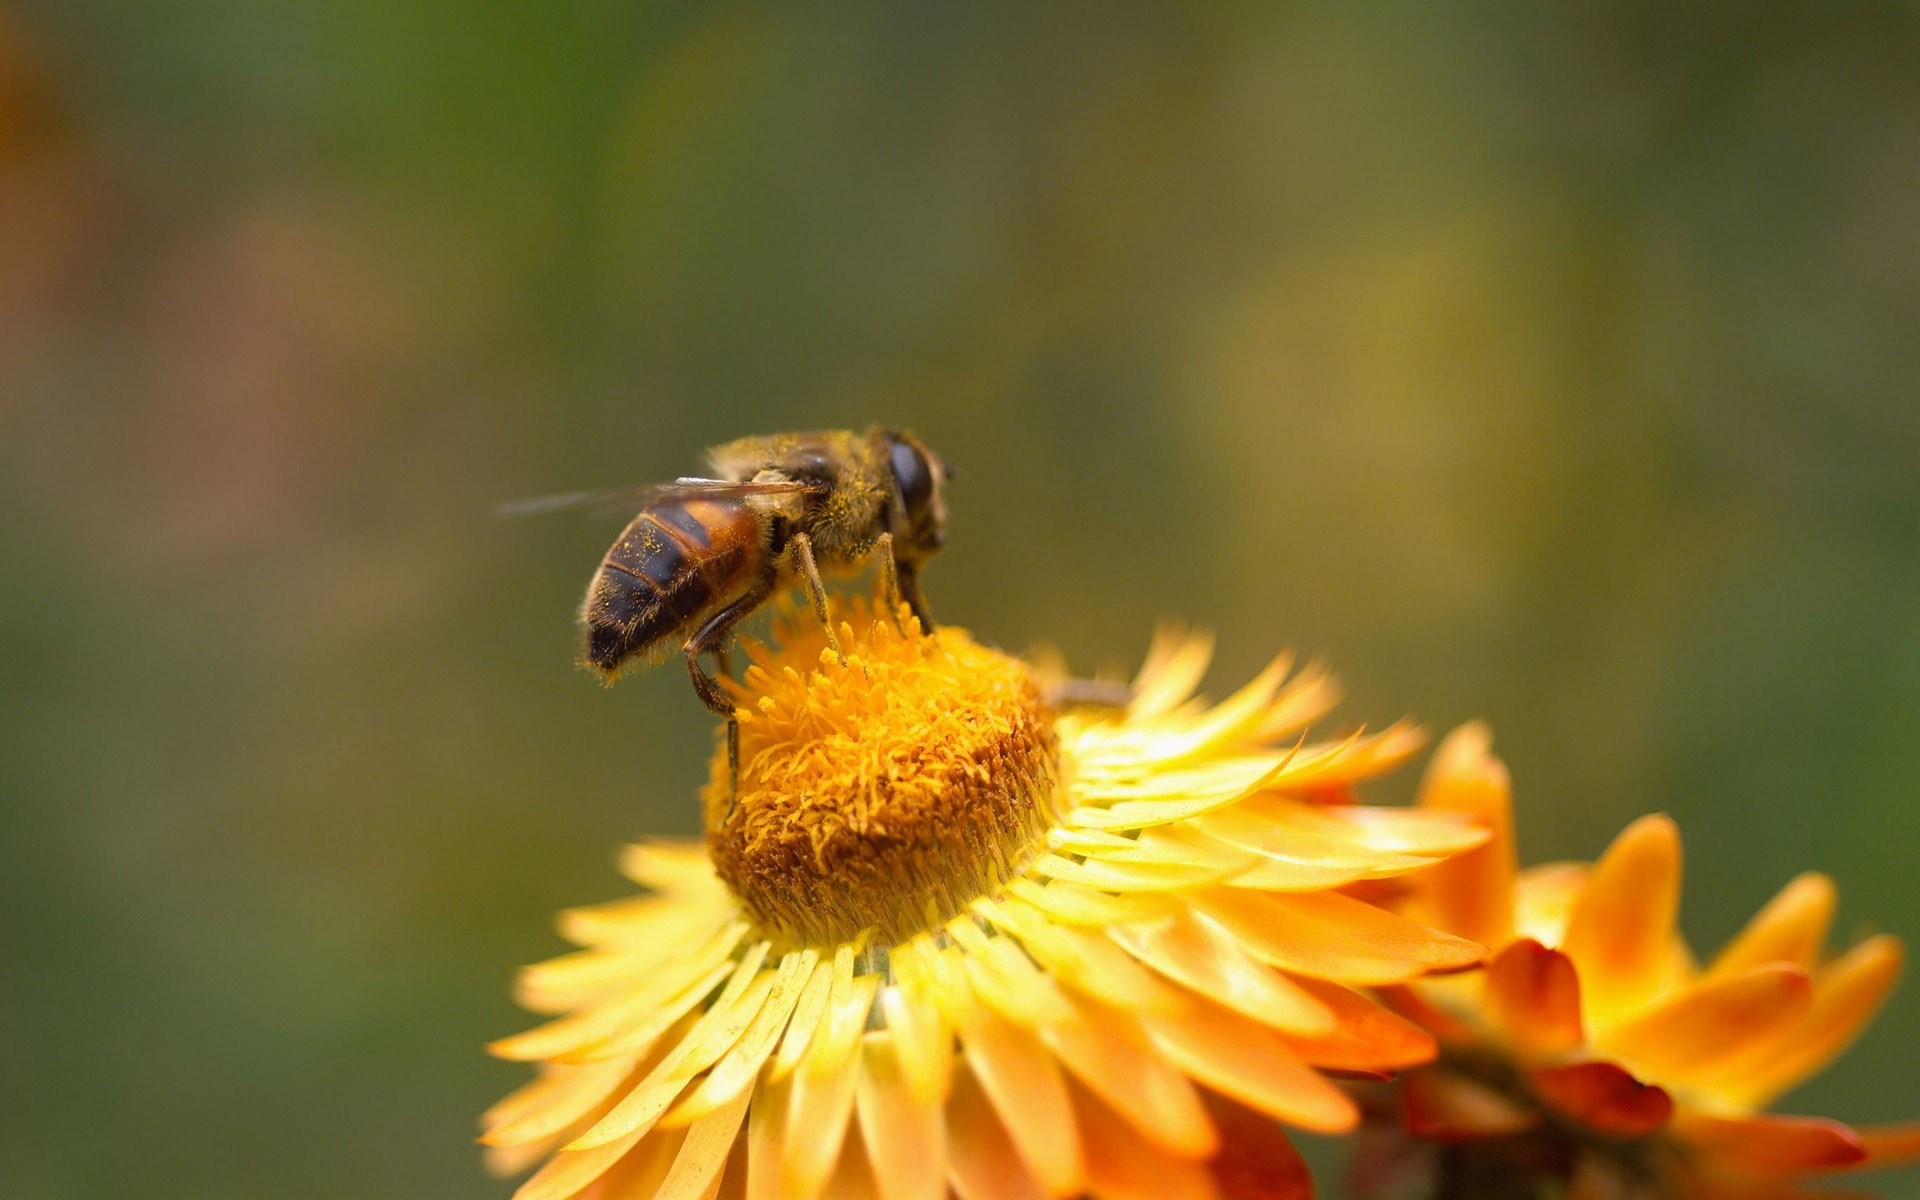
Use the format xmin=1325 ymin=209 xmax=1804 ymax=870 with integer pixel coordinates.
xmin=890 ymin=439 xmax=934 ymax=514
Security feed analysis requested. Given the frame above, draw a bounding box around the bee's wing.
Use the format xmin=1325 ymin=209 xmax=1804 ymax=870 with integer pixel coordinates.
xmin=492 ymin=477 xmax=819 ymax=519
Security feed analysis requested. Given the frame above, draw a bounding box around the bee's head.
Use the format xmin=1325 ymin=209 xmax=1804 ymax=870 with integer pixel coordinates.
xmin=882 ymin=428 xmax=950 ymax=560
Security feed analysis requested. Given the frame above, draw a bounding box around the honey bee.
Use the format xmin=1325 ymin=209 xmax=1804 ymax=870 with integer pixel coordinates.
xmin=505 ymin=426 xmax=952 ymax=729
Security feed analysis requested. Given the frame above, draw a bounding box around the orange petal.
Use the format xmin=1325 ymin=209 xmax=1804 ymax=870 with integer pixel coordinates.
xmin=780 ymin=1038 xmax=861 ymax=1200
xmin=1527 ymin=1061 xmax=1671 ymax=1137
xmin=1195 ymin=799 xmax=1435 ymax=873
xmin=960 ymin=1010 xmax=1085 ymax=1197
xmin=1141 ymin=1000 xmax=1359 ymax=1134
xmin=1109 ymin=911 xmax=1337 ymax=1035
xmin=1409 ymin=722 xmax=1516 ymax=947
xmin=1723 ymin=934 xmax=1904 ymax=1107
xmin=1704 ymin=873 xmax=1836 ymax=980
xmin=1598 ymin=963 xmax=1811 ymax=1083
xmin=1857 ymin=1121 xmax=1920 ymax=1168
xmin=1275 ymin=976 xmax=1437 ymax=1073
xmin=744 ymin=1076 xmax=790 ymax=1200
xmin=1038 ymin=992 xmax=1218 ymax=1159
xmin=1192 ymin=888 xmax=1484 ymax=985
xmin=945 ymin=1065 xmax=1051 ymax=1200
xmin=1558 ymin=815 xmax=1682 ymax=1023
xmin=855 ymin=1032 xmax=948 ymax=1200
xmin=1071 ymin=1080 xmax=1220 ymax=1200
xmin=1482 ymin=939 xmax=1585 ymax=1056
xmin=510 ymin=1125 xmax=649 ymax=1200
xmin=1398 ymin=1066 xmax=1540 ymax=1141
xmin=1673 ymin=1111 xmax=1867 ymax=1173
xmin=1202 ymin=1091 xmax=1314 ymax=1200
xmin=1373 ymin=983 xmax=1478 ymax=1045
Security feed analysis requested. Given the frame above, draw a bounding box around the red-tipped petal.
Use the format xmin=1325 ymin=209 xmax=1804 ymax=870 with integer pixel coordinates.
xmin=1205 ymin=1091 xmax=1316 ymax=1200
xmin=1527 ymin=1061 xmax=1672 ymax=1138
xmin=1674 ymin=1111 xmax=1868 ymax=1173
xmin=1276 ymin=976 xmax=1437 ymax=1072
xmin=1399 ymin=1067 xmax=1541 ymax=1141
xmin=1483 ymin=939 xmax=1585 ymax=1055
xmin=1857 ymin=1121 xmax=1920 ymax=1168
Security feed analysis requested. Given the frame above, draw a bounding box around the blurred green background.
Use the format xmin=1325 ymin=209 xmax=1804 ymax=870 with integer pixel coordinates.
xmin=4 ymin=2 xmax=1919 ymax=1196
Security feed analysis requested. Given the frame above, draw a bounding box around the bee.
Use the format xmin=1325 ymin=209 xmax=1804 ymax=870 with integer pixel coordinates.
xmin=504 ymin=426 xmax=952 ymax=729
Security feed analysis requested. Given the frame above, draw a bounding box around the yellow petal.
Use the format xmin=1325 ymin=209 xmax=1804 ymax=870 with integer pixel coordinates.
xmin=880 ymin=983 xmax=952 ymax=1106
xmin=1031 ymin=852 xmax=1245 ymax=893
xmin=767 ymin=953 xmax=836 ymax=1082
xmin=891 ymin=935 xmax=979 ymax=1030
xmin=1704 ymin=872 xmax=1836 ymax=980
xmin=960 ymin=1010 xmax=1085 ymax=1197
xmin=1126 ymin=624 xmax=1214 ymax=719
xmin=1140 ymin=1001 xmax=1359 ymax=1134
xmin=568 ymin=957 xmax=776 ymax=1150
xmin=780 ymin=1035 xmax=862 ymax=1200
xmin=512 ymin=918 xmax=747 ymax=1015
xmin=1559 ymin=814 xmax=1683 ymax=1024
xmin=489 ymin=956 xmax=735 ymax=1064
xmin=1298 ymin=800 xmax=1490 ymax=858
xmin=481 ymin=1057 xmax=641 ymax=1148
xmin=619 ymin=840 xmax=723 ymax=892
xmin=1004 ymin=878 xmax=1173 ymax=927
xmin=1068 ymin=756 xmax=1293 ymax=829
xmin=855 ymin=1032 xmax=948 ymax=1200
xmin=977 ymin=896 xmax=1185 ymax=1013
xmin=666 ymin=949 xmax=817 ymax=1125
xmin=564 ymin=958 xmax=744 ymax=1064
xmin=655 ymin=1088 xmax=751 ymax=1200
xmin=1249 ymin=659 xmax=1340 ymax=743
xmin=804 ymin=969 xmax=881 ymax=1079
xmin=1136 ymin=652 xmax=1296 ymax=765
xmin=948 ymin=918 xmax=1078 ymax=1029
xmin=1195 ymin=798 xmax=1434 ymax=870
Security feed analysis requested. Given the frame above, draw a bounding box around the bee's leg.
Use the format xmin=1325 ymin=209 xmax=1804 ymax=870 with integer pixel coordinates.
xmin=685 ymin=572 xmax=778 ymax=815
xmin=897 ymin=562 xmax=935 ymax=634
xmin=724 ymin=715 xmax=740 ymax=808
xmin=684 ymin=574 xmax=779 ymax=715
xmin=789 ymin=531 xmax=843 ymax=657
xmin=874 ymin=532 xmax=907 ymax=634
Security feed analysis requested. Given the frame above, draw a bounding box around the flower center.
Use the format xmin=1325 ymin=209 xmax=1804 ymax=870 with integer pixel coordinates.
xmin=703 ymin=600 xmax=1064 ymax=947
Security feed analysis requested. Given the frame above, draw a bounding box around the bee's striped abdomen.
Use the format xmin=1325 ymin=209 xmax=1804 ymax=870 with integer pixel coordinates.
xmin=581 ymin=500 xmax=759 ymax=676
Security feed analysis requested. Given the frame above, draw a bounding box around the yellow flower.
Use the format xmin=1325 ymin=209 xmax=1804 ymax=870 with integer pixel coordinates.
xmin=1379 ymin=723 xmax=1920 ymax=1199
xmin=482 ymin=601 xmax=1490 ymax=1200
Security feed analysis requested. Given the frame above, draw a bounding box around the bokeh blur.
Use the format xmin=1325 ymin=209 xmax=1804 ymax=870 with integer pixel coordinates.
xmin=4 ymin=3 xmax=1919 ymax=1196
